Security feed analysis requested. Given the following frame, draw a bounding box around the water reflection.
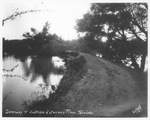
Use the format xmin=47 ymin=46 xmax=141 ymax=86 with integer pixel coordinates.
xmin=3 ymin=55 xmax=65 ymax=115
xmin=22 ymin=56 xmax=64 ymax=86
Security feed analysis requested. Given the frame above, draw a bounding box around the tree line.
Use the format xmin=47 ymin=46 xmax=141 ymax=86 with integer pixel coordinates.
xmin=76 ymin=3 xmax=147 ymax=72
xmin=3 ymin=3 xmax=147 ymax=72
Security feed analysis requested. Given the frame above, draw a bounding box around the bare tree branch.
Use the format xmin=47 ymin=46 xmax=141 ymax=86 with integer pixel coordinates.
xmin=128 ymin=26 xmax=144 ymax=42
xmin=131 ymin=18 xmax=147 ymax=36
xmin=2 ymin=9 xmax=41 ymax=26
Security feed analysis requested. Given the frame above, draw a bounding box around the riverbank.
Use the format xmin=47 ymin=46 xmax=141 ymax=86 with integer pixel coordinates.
xmin=24 ymin=53 xmax=147 ymax=117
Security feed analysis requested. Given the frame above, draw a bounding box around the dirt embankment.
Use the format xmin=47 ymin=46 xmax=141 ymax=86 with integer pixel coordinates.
xmin=26 ymin=53 xmax=147 ymax=117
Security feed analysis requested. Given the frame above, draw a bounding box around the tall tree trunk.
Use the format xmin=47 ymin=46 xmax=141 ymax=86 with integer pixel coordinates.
xmin=140 ymin=41 xmax=147 ymax=72
xmin=130 ymin=54 xmax=140 ymax=70
xmin=140 ymin=54 xmax=146 ymax=72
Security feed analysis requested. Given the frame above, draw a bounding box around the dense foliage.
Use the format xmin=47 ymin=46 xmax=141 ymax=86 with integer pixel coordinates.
xmin=76 ymin=3 xmax=147 ymax=71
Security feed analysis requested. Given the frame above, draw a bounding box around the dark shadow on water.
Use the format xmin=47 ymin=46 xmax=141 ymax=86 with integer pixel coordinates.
xmin=3 ymin=55 xmax=65 ymax=86
xmin=22 ymin=56 xmax=64 ymax=86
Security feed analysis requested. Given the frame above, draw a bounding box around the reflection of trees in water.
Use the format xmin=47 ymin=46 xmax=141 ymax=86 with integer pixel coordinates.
xmin=3 ymin=54 xmax=28 ymax=62
xmin=3 ymin=55 xmax=64 ymax=112
xmin=22 ymin=57 xmax=64 ymax=86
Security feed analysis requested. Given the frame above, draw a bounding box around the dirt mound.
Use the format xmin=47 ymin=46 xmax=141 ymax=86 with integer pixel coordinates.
xmin=26 ymin=53 xmax=147 ymax=117
xmin=49 ymin=53 xmax=147 ymax=117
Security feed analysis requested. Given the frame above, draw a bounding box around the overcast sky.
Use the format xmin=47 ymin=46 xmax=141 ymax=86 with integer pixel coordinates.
xmin=2 ymin=0 xmax=90 ymax=40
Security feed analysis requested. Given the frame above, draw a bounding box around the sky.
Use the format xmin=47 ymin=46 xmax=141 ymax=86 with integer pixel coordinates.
xmin=2 ymin=0 xmax=91 ymax=40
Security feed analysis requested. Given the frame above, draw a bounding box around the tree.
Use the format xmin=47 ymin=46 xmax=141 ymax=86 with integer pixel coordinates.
xmin=76 ymin=3 xmax=147 ymax=72
xmin=23 ymin=22 xmax=61 ymax=55
xmin=23 ymin=21 xmax=52 ymax=41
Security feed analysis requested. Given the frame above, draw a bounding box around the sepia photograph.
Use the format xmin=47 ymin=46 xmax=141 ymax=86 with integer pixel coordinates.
xmin=1 ymin=0 xmax=148 ymax=118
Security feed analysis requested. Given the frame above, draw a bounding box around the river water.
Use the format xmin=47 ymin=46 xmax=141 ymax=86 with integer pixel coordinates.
xmin=2 ymin=55 xmax=65 ymax=115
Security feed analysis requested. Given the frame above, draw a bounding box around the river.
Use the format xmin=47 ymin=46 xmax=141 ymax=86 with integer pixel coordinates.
xmin=2 ymin=55 xmax=65 ymax=116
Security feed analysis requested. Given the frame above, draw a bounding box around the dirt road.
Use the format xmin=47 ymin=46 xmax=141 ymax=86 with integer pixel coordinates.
xmin=27 ymin=53 xmax=147 ymax=117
